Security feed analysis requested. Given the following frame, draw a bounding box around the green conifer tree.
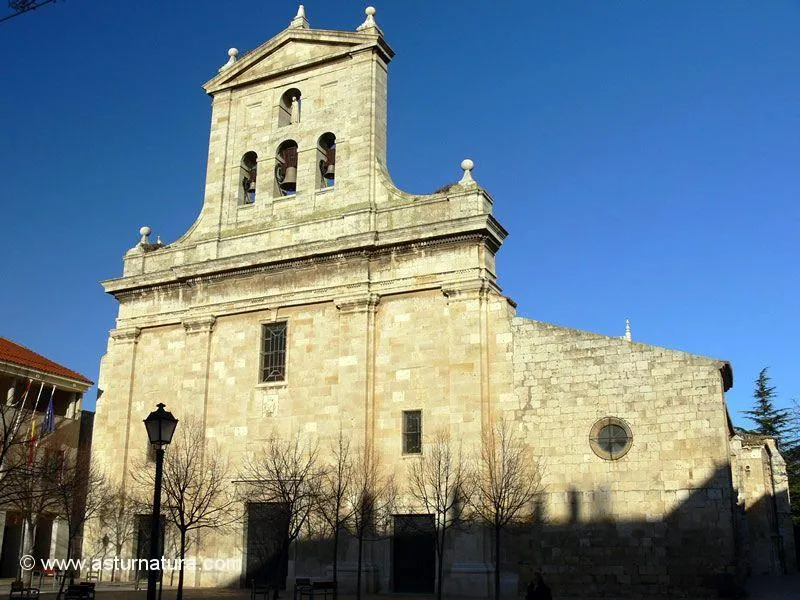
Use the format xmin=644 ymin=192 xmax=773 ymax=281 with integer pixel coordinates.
xmin=742 ymin=368 xmax=791 ymax=444
xmin=742 ymin=368 xmax=799 ymax=524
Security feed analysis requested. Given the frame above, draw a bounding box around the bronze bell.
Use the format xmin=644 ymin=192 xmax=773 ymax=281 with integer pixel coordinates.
xmin=323 ymin=146 xmax=336 ymax=180
xmin=280 ymin=166 xmax=297 ymax=192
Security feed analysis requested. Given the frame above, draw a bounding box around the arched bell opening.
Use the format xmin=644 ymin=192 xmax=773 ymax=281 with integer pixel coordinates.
xmin=316 ymin=133 xmax=336 ymax=189
xmin=240 ymin=151 xmax=258 ymax=204
xmin=275 ymin=140 xmax=298 ymax=196
xmin=278 ymin=88 xmax=301 ymax=127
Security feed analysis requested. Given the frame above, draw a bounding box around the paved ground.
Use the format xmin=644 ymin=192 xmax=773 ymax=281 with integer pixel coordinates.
xmin=2 ymin=574 xmax=798 ymax=599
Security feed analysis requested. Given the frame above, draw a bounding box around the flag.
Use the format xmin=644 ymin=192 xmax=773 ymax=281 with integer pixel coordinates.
xmin=43 ymin=385 xmax=56 ymax=433
xmin=27 ymin=417 xmax=36 ymax=466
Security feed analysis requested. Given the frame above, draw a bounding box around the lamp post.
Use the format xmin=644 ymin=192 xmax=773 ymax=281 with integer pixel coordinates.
xmin=101 ymin=534 xmax=109 ymax=582
xmin=143 ymin=403 xmax=178 ymax=600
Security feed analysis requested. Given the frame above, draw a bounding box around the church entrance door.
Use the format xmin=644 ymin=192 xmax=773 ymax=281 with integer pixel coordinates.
xmin=245 ymin=502 xmax=289 ymax=590
xmin=392 ymin=514 xmax=435 ymax=593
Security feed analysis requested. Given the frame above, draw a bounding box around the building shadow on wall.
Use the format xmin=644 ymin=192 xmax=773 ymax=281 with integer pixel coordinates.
xmin=207 ymin=465 xmax=794 ymax=598
xmin=512 ymin=465 xmax=795 ymax=598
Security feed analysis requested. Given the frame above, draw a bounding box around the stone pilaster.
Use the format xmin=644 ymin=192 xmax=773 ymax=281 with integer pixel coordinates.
xmin=442 ymin=280 xmax=495 ymax=437
xmin=335 ymin=294 xmax=379 ymax=453
xmin=104 ymin=327 xmax=140 ymax=490
xmin=181 ymin=316 xmax=216 ymax=429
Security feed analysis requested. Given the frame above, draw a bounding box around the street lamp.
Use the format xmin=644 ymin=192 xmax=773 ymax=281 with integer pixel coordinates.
xmin=143 ymin=403 xmax=178 ymax=600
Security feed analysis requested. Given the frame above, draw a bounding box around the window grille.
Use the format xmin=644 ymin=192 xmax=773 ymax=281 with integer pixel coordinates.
xmin=260 ymin=322 xmax=287 ymax=383
xmin=403 ymin=410 xmax=422 ymax=454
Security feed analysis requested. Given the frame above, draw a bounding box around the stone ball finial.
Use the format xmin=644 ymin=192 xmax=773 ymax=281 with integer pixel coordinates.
xmin=219 ymin=48 xmax=238 ymax=72
xmin=459 ymin=158 xmax=476 ymax=185
xmin=139 ymin=226 xmax=152 ymax=246
xmin=358 ymin=5 xmax=379 ymax=31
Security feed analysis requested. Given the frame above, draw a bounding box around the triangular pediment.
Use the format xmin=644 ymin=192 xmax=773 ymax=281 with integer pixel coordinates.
xmin=204 ymin=28 xmax=393 ymax=94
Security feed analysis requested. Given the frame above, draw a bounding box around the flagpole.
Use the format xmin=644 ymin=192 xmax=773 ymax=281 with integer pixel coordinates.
xmin=1 ymin=380 xmax=31 ymax=477
xmin=9 ymin=379 xmax=33 ymax=441
xmin=25 ymin=382 xmax=45 ymax=463
xmin=31 ymin=381 xmax=45 ymax=414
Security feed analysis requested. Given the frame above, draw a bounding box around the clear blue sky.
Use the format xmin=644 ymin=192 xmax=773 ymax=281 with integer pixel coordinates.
xmin=1 ymin=1 xmax=798 ymax=423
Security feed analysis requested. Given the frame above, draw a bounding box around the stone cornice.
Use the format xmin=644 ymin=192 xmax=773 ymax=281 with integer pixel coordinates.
xmin=112 ymin=273 xmax=482 ymax=331
xmin=204 ymin=28 xmax=394 ymax=94
xmin=106 ymin=230 xmax=498 ymax=300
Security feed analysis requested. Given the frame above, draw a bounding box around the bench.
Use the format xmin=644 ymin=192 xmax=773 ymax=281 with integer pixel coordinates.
xmin=296 ymin=580 xmax=336 ymax=600
xmin=250 ymin=578 xmax=278 ymax=600
xmin=293 ymin=578 xmax=311 ymax=600
xmin=8 ymin=582 xmax=39 ymax=600
xmin=84 ymin=570 xmax=100 ymax=582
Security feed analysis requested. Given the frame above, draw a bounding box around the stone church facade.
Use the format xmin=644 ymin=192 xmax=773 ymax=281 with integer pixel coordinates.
xmin=90 ymin=6 xmax=795 ymax=597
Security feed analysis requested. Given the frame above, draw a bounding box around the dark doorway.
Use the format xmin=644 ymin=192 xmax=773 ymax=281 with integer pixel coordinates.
xmin=134 ymin=514 xmax=164 ymax=585
xmin=392 ymin=514 xmax=435 ymax=593
xmin=135 ymin=515 xmax=165 ymax=559
xmin=0 ymin=513 xmax=24 ymax=578
xmin=33 ymin=515 xmax=54 ymax=561
xmin=245 ymin=502 xmax=289 ymax=590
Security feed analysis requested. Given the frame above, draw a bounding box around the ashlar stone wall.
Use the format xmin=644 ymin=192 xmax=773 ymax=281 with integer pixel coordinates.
xmin=509 ymin=318 xmax=738 ymax=595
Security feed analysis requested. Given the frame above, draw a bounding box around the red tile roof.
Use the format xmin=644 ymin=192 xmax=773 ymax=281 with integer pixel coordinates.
xmin=0 ymin=337 xmax=93 ymax=385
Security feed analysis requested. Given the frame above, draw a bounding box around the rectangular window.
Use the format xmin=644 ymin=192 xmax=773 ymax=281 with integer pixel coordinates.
xmin=402 ymin=410 xmax=422 ymax=454
xmin=260 ymin=322 xmax=287 ymax=383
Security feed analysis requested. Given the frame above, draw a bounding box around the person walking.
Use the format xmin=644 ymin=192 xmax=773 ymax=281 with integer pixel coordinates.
xmin=525 ymin=570 xmax=552 ymax=600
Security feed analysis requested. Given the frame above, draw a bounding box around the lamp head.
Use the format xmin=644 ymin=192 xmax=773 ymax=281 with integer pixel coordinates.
xmin=143 ymin=403 xmax=178 ymax=448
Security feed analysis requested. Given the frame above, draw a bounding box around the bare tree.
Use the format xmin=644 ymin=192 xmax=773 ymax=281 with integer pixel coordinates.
xmin=0 ymin=381 xmax=39 ymax=507
xmin=407 ymin=429 xmax=472 ymax=600
xmin=315 ymin=428 xmax=355 ymax=586
xmin=50 ymin=445 xmax=108 ymax=599
xmin=471 ymin=419 xmax=543 ymax=600
xmin=239 ymin=432 xmax=323 ymax=592
xmin=4 ymin=449 xmax=61 ymax=579
xmin=345 ymin=448 xmax=395 ymax=600
xmin=98 ymin=489 xmax=138 ymax=582
xmin=131 ymin=418 xmax=238 ymax=600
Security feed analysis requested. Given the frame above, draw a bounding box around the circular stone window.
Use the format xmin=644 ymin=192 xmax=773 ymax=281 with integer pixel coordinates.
xmin=589 ymin=417 xmax=633 ymax=460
